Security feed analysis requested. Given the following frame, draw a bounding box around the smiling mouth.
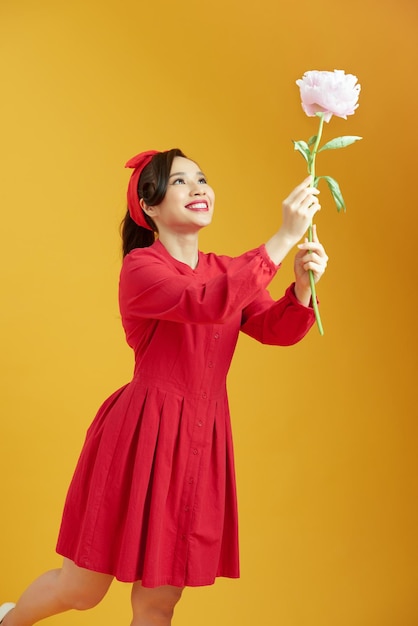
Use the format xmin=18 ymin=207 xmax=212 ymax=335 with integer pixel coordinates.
xmin=185 ymin=201 xmax=209 ymax=211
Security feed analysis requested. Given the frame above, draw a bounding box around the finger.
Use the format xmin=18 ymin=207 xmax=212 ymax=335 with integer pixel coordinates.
xmin=302 ymin=259 xmax=327 ymax=275
xmin=298 ymin=186 xmax=320 ymax=206
xmin=285 ymin=176 xmax=319 ymax=204
xmin=297 ymin=239 xmax=326 ymax=255
xmin=295 ymin=193 xmax=320 ymax=217
xmin=302 ymin=252 xmax=328 ymax=267
xmin=298 ymin=175 xmax=314 ymax=190
xmin=307 ymin=249 xmax=328 ymax=266
xmin=298 ymin=242 xmax=325 ymax=255
xmin=306 ymin=251 xmax=329 ymax=268
xmin=301 ymin=250 xmax=318 ymax=264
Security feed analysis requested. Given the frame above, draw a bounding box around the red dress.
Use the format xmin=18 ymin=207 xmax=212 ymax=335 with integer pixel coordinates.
xmin=56 ymin=240 xmax=315 ymax=587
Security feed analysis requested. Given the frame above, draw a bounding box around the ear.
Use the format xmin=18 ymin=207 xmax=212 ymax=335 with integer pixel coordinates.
xmin=140 ymin=198 xmax=156 ymax=217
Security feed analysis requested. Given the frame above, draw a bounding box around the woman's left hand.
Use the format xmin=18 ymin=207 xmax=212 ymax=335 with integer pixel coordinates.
xmin=293 ymin=224 xmax=328 ymax=304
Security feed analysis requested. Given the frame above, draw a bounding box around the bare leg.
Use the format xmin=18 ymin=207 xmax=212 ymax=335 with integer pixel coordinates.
xmin=3 ymin=558 xmax=113 ymax=626
xmin=130 ymin=583 xmax=183 ymax=626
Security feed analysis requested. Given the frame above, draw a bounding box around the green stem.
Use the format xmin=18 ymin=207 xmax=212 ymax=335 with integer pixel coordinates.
xmin=309 ymin=113 xmax=325 ymax=182
xmin=307 ymin=114 xmax=325 ymax=336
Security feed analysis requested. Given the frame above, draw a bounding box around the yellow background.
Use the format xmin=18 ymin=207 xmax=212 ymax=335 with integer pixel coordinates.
xmin=1 ymin=1 xmax=417 ymax=625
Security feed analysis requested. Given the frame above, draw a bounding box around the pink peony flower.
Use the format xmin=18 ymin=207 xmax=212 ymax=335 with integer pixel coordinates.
xmin=292 ymin=69 xmax=362 ymax=335
xmin=296 ymin=70 xmax=361 ymax=123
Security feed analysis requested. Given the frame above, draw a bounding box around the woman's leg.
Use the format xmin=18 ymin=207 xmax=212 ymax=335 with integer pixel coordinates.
xmin=3 ymin=558 xmax=113 ymax=626
xmin=130 ymin=582 xmax=183 ymax=626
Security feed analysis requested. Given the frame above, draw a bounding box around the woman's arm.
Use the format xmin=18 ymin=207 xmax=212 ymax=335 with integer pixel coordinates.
xmin=240 ymin=284 xmax=316 ymax=346
xmin=264 ymin=176 xmax=321 ymax=266
xmin=240 ymin=225 xmax=328 ymax=345
xmin=119 ymin=245 xmax=279 ymax=325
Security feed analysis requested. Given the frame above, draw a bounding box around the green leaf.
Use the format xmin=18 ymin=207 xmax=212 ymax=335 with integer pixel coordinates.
xmin=317 ymin=175 xmax=346 ymax=212
xmin=318 ymin=136 xmax=363 ymax=152
xmin=292 ymin=140 xmax=311 ymax=163
xmin=308 ymin=135 xmax=317 ymax=146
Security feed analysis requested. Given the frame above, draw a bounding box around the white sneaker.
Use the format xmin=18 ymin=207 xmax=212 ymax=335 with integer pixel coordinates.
xmin=0 ymin=603 xmax=15 ymax=624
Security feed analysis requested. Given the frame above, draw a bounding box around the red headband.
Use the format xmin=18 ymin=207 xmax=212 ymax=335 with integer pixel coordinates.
xmin=125 ymin=150 xmax=160 ymax=229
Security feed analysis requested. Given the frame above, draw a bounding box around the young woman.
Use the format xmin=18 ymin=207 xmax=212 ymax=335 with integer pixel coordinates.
xmin=1 ymin=148 xmax=328 ymax=626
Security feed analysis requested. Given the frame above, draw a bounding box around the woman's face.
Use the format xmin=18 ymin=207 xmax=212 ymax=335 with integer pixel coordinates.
xmin=144 ymin=156 xmax=215 ymax=234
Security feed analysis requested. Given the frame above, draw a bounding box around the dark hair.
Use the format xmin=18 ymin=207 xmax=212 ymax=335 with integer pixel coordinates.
xmin=120 ymin=148 xmax=188 ymax=257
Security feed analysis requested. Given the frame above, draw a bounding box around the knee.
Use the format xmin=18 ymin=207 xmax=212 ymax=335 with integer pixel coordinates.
xmin=155 ymin=587 xmax=183 ymax=619
xmin=55 ymin=564 xmax=113 ymax=611
xmin=132 ymin=585 xmax=183 ymax=623
xmin=65 ymin=589 xmax=108 ymax=612
xmin=57 ymin=585 xmax=109 ymax=611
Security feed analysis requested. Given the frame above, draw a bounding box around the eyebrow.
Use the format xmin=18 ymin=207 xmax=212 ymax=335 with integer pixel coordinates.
xmin=169 ymin=171 xmax=206 ymax=178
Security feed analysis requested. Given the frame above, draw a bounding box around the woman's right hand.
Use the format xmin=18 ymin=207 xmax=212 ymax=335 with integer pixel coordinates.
xmin=264 ymin=176 xmax=321 ymax=266
xmin=279 ymin=176 xmax=321 ymax=243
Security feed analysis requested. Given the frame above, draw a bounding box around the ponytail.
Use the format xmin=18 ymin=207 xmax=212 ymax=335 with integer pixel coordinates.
xmin=120 ymin=210 xmax=155 ymax=257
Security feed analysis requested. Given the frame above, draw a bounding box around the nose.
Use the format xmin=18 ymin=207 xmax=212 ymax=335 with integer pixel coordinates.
xmin=190 ymin=182 xmax=206 ymax=196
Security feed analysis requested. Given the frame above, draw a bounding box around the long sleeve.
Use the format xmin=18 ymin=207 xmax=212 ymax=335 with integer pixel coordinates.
xmin=240 ymin=283 xmax=316 ymax=346
xmin=119 ymin=242 xmax=279 ymax=327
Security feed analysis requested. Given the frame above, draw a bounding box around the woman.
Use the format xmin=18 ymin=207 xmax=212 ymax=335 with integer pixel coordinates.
xmin=1 ymin=148 xmax=328 ymax=626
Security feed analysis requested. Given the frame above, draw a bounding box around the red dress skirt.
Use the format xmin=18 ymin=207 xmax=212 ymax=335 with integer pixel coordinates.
xmin=56 ymin=240 xmax=315 ymax=587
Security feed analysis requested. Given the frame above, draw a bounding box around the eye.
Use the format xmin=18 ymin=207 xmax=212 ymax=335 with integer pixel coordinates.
xmin=198 ymin=177 xmax=207 ymax=184
xmin=172 ymin=178 xmax=186 ymax=185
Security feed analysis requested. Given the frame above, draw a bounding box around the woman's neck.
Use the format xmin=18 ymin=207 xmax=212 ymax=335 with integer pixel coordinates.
xmin=158 ymin=231 xmax=200 ymax=269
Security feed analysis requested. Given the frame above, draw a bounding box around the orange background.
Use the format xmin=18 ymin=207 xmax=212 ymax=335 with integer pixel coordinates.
xmin=1 ymin=1 xmax=417 ymax=625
